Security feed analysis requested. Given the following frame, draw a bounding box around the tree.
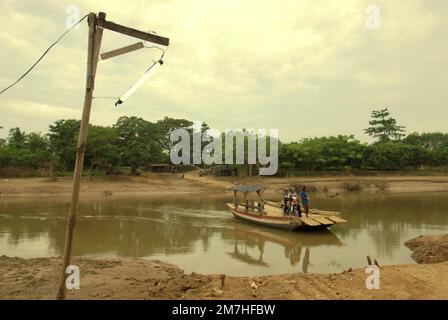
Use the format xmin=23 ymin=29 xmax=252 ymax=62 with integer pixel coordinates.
xmin=279 ymin=141 xmax=300 ymax=172
xmin=221 ymin=128 xmax=259 ymax=176
xmin=7 ymin=128 xmax=27 ymax=148
xmin=431 ymin=147 xmax=448 ymax=170
xmin=0 ymin=146 xmax=33 ymax=167
xmin=279 ymin=135 xmax=365 ymax=171
xmin=155 ymin=117 xmax=193 ymax=152
xmin=404 ymin=132 xmax=448 ymax=151
xmin=48 ymin=119 xmax=80 ymax=171
xmin=362 ymin=142 xmax=429 ymax=170
xmin=114 ymin=116 xmax=164 ymax=175
xmin=25 ymin=132 xmax=51 ymax=168
xmin=0 ymin=130 xmax=50 ymax=169
xmin=364 ymin=108 xmax=406 ymax=142
xmin=85 ymin=126 xmax=121 ymax=175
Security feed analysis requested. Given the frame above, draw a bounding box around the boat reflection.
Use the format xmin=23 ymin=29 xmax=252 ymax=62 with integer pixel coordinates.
xmin=223 ymin=223 xmax=342 ymax=273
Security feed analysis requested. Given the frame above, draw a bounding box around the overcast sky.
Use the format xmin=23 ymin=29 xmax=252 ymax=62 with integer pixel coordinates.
xmin=1 ymin=0 xmax=447 ymax=142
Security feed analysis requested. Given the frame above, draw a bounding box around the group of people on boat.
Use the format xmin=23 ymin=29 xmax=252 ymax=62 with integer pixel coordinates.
xmin=282 ymin=186 xmax=309 ymax=218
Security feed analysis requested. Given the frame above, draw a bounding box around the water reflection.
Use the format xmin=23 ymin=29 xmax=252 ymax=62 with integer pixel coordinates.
xmin=0 ymin=192 xmax=448 ymax=275
xmin=311 ymin=193 xmax=448 ymax=258
xmin=224 ymin=224 xmax=342 ymax=273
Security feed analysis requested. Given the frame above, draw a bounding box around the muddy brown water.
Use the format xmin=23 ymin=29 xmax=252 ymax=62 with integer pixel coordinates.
xmin=1 ymin=193 xmax=447 ymax=276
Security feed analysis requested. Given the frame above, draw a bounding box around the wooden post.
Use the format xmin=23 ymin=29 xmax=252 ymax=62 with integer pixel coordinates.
xmin=220 ymin=274 xmax=226 ymax=288
xmin=374 ymin=259 xmax=380 ymax=268
xmin=100 ymin=42 xmax=144 ymax=60
xmin=56 ymin=12 xmax=105 ymax=300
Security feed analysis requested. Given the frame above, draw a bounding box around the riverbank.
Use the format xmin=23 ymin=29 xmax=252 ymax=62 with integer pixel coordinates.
xmin=405 ymin=235 xmax=448 ymax=264
xmin=1 ymin=172 xmax=448 ymax=199
xmin=1 ymin=254 xmax=447 ymax=300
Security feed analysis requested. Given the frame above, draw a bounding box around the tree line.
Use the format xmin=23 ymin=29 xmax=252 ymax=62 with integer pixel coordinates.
xmin=0 ymin=109 xmax=447 ymax=176
xmin=0 ymin=116 xmax=193 ymax=176
xmin=280 ymin=108 xmax=448 ymax=172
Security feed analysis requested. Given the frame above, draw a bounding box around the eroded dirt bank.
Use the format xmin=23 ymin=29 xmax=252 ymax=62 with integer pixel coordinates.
xmin=405 ymin=235 xmax=448 ymax=264
xmin=1 ymin=255 xmax=447 ymax=300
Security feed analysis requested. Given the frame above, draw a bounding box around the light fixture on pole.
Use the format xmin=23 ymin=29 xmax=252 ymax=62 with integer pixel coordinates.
xmin=115 ymin=58 xmax=164 ymax=106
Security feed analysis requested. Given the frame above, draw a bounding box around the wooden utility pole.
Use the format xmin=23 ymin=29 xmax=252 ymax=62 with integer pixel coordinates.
xmin=56 ymin=11 xmax=169 ymax=300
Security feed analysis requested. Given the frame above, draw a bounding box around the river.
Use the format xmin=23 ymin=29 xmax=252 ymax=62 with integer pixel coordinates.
xmin=1 ymin=192 xmax=447 ymax=275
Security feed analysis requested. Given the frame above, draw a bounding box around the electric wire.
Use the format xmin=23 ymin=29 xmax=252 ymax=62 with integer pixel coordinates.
xmin=0 ymin=14 xmax=89 ymax=95
xmin=0 ymin=13 xmax=168 ymax=105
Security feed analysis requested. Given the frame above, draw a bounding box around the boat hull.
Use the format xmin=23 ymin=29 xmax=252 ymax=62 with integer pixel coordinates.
xmin=226 ymin=203 xmax=327 ymax=231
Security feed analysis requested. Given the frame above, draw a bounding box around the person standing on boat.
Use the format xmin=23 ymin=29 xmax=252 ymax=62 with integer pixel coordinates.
xmin=283 ymin=189 xmax=290 ymax=214
xmin=294 ymin=196 xmax=302 ymax=217
xmin=289 ymin=187 xmax=297 ymax=215
xmin=289 ymin=188 xmax=297 ymax=216
xmin=300 ymin=186 xmax=310 ymax=217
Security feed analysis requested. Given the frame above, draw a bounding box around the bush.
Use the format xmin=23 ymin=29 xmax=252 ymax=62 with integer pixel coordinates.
xmin=0 ymin=166 xmax=48 ymax=178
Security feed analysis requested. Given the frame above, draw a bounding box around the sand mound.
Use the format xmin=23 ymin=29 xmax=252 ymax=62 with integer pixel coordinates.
xmin=405 ymin=234 xmax=448 ymax=264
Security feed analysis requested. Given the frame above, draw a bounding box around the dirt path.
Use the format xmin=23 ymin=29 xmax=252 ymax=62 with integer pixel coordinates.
xmin=1 ymin=255 xmax=447 ymax=300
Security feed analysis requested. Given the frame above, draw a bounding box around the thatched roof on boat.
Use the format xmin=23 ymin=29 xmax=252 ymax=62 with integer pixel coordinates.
xmin=229 ymin=185 xmax=268 ymax=193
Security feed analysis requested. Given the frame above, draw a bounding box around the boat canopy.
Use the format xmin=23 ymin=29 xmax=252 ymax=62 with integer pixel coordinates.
xmin=228 ymin=185 xmax=268 ymax=193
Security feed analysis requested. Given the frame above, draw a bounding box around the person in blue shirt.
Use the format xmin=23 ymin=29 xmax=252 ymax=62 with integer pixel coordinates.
xmin=300 ymin=186 xmax=310 ymax=217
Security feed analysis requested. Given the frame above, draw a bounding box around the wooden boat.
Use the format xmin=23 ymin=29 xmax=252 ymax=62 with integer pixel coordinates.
xmin=227 ymin=185 xmax=347 ymax=231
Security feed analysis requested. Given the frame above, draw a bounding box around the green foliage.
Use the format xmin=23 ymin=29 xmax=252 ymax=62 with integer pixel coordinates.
xmin=0 ymin=131 xmax=50 ymax=169
xmin=7 ymin=127 xmax=27 ymax=148
xmin=156 ymin=116 xmax=193 ymax=152
xmin=25 ymin=133 xmax=51 ymax=167
xmin=280 ymin=135 xmax=365 ymax=171
xmin=0 ymin=146 xmax=32 ymax=167
xmin=0 ymin=117 xmax=195 ymax=176
xmin=430 ymin=147 xmax=448 ymax=167
xmin=364 ymin=108 xmax=406 ymax=142
xmin=114 ymin=116 xmax=165 ymax=174
xmin=48 ymin=119 xmax=80 ymax=171
xmin=0 ymin=111 xmax=447 ymax=176
xmin=404 ymin=132 xmax=448 ymax=151
xmin=362 ymin=142 xmax=429 ymax=170
xmin=85 ymin=126 xmax=121 ymax=174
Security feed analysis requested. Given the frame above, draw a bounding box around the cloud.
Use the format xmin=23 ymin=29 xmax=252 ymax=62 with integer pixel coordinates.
xmin=0 ymin=0 xmax=447 ymax=141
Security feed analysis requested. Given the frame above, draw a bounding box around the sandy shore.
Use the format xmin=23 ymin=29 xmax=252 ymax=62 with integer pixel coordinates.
xmin=1 ymin=171 xmax=448 ymax=199
xmin=1 ymin=236 xmax=448 ymax=300
xmin=1 ymin=252 xmax=447 ymax=300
